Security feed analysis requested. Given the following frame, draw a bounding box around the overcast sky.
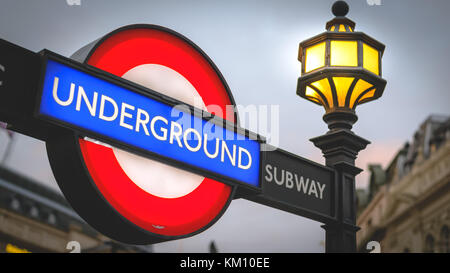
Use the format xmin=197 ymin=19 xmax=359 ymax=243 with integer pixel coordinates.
xmin=0 ymin=0 xmax=449 ymax=252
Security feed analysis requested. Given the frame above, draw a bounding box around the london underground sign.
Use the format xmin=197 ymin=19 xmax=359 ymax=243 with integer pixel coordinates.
xmin=39 ymin=55 xmax=261 ymax=188
xmin=44 ymin=25 xmax=262 ymax=243
xmin=0 ymin=24 xmax=335 ymax=244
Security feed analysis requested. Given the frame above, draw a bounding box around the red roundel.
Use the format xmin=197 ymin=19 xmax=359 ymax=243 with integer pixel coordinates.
xmin=77 ymin=26 xmax=235 ymax=237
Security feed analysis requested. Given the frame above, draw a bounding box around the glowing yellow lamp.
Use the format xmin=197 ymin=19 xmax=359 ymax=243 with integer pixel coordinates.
xmin=297 ymin=1 xmax=386 ymax=118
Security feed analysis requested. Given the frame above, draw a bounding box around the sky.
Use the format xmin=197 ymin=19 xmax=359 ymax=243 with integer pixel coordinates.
xmin=0 ymin=0 xmax=449 ymax=252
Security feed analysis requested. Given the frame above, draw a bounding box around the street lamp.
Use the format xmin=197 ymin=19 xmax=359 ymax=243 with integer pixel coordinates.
xmin=297 ymin=0 xmax=386 ymax=130
xmin=297 ymin=1 xmax=387 ymax=252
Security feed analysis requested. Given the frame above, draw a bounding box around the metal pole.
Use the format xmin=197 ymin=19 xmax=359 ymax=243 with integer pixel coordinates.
xmin=310 ymin=110 xmax=370 ymax=253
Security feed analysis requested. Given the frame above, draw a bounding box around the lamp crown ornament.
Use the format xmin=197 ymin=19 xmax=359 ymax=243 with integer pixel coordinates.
xmin=332 ymin=1 xmax=349 ymax=16
xmin=297 ymin=0 xmax=387 ymax=131
xmin=326 ymin=1 xmax=355 ymax=33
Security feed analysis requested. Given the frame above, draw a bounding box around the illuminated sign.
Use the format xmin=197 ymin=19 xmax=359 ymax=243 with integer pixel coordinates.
xmin=38 ymin=58 xmax=260 ymax=188
xmin=38 ymin=25 xmax=262 ymax=243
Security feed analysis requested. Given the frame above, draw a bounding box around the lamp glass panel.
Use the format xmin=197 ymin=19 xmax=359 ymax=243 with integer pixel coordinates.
xmin=363 ymin=43 xmax=379 ymax=75
xmin=333 ymin=77 xmax=355 ymax=107
xmin=330 ymin=41 xmax=358 ymax=67
xmin=311 ymin=78 xmax=333 ymax=108
xmin=305 ymin=42 xmax=326 ymax=73
xmin=349 ymin=79 xmax=373 ymax=108
xmin=338 ymin=24 xmax=346 ymax=32
xmin=358 ymin=88 xmax=376 ymax=104
xmin=330 ymin=26 xmax=336 ymax=31
xmin=305 ymin=86 xmax=325 ymax=105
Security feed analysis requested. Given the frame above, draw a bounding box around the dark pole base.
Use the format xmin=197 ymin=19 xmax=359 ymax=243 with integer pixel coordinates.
xmin=311 ymin=112 xmax=370 ymax=253
xmin=322 ymin=223 xmax=360 ymax=253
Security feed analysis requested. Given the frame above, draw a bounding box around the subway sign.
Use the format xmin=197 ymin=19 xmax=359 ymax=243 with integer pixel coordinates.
xmin=37 ymin=25 xmax=265 ymax=243
xmin=38 ymin=56 xmax=261 ymax=190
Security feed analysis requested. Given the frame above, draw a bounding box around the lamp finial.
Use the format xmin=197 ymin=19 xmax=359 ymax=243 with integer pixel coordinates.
xmin=332 ymin=1 xmax=349 ymax=17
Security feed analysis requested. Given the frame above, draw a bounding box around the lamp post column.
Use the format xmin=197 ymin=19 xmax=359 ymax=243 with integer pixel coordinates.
xmin=296 ymin=0 xmax=386 ymax=252
xmin=310 ymin=111 xmax=370 ymax=253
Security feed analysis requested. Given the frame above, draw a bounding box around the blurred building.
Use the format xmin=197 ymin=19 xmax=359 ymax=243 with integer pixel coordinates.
xmin=357 ymin=115 xmax=450 ymax=253
xmin=0 ymin=166 xmax=152 ymax=253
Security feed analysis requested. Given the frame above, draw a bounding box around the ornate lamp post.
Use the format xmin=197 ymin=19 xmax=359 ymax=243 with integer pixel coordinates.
xmin=297 ymin=1 xmax=387 ymax=252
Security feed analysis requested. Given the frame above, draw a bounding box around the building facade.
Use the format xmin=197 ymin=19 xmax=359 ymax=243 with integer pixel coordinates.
xmin=0 ymin=166 xmax=152 ymax=253
xmin=357 ymin=115 xmax=450 ymax=253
